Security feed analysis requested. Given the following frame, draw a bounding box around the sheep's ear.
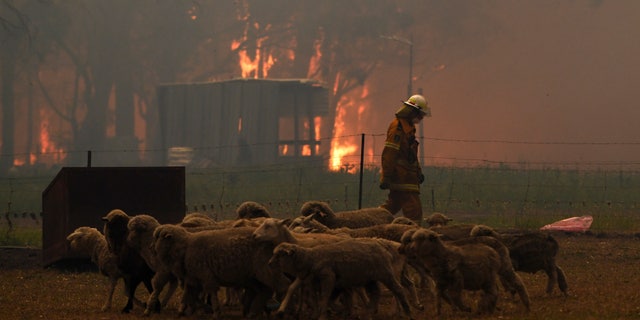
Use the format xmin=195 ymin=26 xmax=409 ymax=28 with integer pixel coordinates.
xmin=278 ymin=218 xmax=290 ymax=227
xmin=101 ymin=216 xmax=109 ymax=222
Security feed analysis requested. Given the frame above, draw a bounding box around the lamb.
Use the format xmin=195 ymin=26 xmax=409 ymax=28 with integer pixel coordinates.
xmin=299 ymin=201 xmax=394 ymax=229
xmin=401 ymin=228 xmax=502 ymax=315
xmin=269 ymin=239 xmax=414 ymax=320
xmin=151 ymin=224 xmax=290 ymax=318
xmin=66 ymin=227 xmax=124 ymax=312
xmin=424 ymin=212 xmax=453 ymax=227
xmin=102 ymin=209 xmax=155 ymax=313
xmin=252 ymin=218 xmax=422 ymax=316
xmin=126 ymin=214 xmax=179 ymax=315
xmin=236 ymin=201 xmax=272 ymax=219
xmin=470 ymin=224 xmax=569 ymax=296
xmin=448 ymin=235 xmax=530 ymax=311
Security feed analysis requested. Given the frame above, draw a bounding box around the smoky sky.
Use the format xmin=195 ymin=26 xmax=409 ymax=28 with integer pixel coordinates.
xmin=365 ymin=0 xmax=640 ymax=167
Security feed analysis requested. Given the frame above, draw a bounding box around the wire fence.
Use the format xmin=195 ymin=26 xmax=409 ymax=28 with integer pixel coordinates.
xmin=2 ymin=133 xmax=640 ymax=233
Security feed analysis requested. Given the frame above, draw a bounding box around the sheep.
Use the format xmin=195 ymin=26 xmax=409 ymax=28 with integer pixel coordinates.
xmin=66 ymin=227 xmax=125 ymax=312
xmin=252 ymin=218 xmax=423 ymax=316
xmin=402 ymin=228 xmax=502 ymax=315
xmin=126 ymin=214 xmax=179 ymax=315
xmin=470 ymin=224 xmax=569 ymax=296
xmin=424 ymin=212 xmax=453 ymax=227
xmin=178 ymin=212 xmax=218 ymax=228
xmin=299 ymin=201 xmax=394 ymax=229
xmin=269 ymin=239 xmax=414 ymax=320
xmin=448 ymin=235 xmax=530 ymax=311
xmin=391 ymin=216 xmax=420 ymax=226
xmin=236 ymin=201 xmax=272 ymax=219
xmin=151 ymin=224 xmax=290 ymax=318
xmin=102 ymin=209 xmax=155 ymax=313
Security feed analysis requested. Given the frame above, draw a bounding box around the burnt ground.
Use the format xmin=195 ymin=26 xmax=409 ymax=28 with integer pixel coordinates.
xmin=1 ymin=232 xmax=640 ymax=319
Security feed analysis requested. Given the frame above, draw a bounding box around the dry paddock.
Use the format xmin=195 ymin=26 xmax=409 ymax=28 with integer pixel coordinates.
xmin=1 ymin=232 xmax=640 ymax=320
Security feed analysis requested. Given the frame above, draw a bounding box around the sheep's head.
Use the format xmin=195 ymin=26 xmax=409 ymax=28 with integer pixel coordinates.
xmin=300 ymin=201 xmax=333 ymax=218
xmin=424 ymin=212 xmax=453 ymax=227
xmin=236 ymin=201 xmax=271 ymax=219
xmin=252 ymin=218 xmax=286 ymax=242
xmin=269 ymin=242 xmax=298 ymax=272
xmin=102 ymin=209 xmax=131 ymax=253
xmin=392 ymin=216 xmax=419 ymax=226
xmin=469 ymin=224 xmax=500 ymax=238
xmin=67 ymin=226 xmax=102 ymax=254
xmin=398 ymin=229 xmax=418 ymax=256
xmin=411 ymin=229 xmax=443 ymax=255
xmin=127 ymin=215 xmax=159 ymax=249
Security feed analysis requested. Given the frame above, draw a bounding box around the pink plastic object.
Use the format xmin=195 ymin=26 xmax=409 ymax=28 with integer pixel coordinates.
xmin=540 ymin=215 xmax=593 ymax=232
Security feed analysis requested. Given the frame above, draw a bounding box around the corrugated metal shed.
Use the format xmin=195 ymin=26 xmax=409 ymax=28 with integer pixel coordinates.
xmin=157 ymin=78 xmax=331 ymax=167
xmin=42 ymin=167 xmax=185 ymax=266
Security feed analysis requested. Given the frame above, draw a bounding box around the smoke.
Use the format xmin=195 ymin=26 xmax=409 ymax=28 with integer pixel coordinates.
xmin=369 ymin=0 xmax=640 ymax=167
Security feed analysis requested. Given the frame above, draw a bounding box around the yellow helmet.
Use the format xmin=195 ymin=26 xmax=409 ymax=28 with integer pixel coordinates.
xmin=402 ymin=94 xmax=431 ymax=117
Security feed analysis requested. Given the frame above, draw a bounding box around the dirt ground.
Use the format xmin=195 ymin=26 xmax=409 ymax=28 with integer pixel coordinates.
xmin=1 ymin=232 xmax=640 ymax=320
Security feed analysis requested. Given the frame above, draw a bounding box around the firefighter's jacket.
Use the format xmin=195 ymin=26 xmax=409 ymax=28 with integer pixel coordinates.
xmin=381 ymin=117 xmax=423 ymax=192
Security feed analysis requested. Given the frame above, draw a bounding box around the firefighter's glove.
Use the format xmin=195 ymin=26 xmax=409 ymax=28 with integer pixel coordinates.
xmin=418 ymin=173 xmax=425 ymax=184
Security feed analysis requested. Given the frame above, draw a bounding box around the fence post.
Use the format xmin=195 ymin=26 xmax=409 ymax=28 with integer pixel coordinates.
xmin=358 ymin=133 xmax=365 ymax=209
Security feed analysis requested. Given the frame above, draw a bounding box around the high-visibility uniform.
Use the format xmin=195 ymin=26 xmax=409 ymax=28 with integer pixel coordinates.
xmin=380 ymin=117 xmax=424 ymax=223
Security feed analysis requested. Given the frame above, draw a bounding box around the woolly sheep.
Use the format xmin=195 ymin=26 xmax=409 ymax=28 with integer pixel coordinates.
xmin=424 ymin=212 xmax=453 ymax=227
xmin=152 ymin=224 xmax=290 ymax=318
xmin=391 ymin=216 xmax=420 ymax=226
xmin=402 ymin=228 xmax=501 ymax=315
xmin=299 ymin=201 xmax=394 ymax=229
xmin=236 ymin=201 xmax=272 ymax=219
xmin=269 ymin=239 xmax=414 ymax=320
xmin=470 ymin=224 xmax=568 ymax=296
xmin=126 ymin=214 xmax=179 ymax=315
xmin=102 ymin=209 xmax=154 ymax=313
xmin=449 ymin=235 xmax=530 ymax=311
xmin=288 ymin=214 xmax=420 ymax=242
xmin=66 ymin=227 xmax=125 ymax=312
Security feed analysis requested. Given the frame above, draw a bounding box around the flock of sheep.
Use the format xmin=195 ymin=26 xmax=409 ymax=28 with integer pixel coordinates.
xmin=65 ymin=200 xmax=568 ymax=319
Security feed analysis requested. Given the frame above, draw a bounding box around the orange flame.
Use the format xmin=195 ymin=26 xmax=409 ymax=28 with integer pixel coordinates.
xmin=329 ymin=84 xmax=370 ymax=173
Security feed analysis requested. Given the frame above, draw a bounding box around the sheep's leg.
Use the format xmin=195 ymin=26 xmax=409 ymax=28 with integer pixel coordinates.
xmin=277 ymin=277 xmax=303 ymax=315
xmin=380 ymin=276 xmax=412 ymax=319
xmin=401 ymin=267 xmax=424 ymax=311
xmin=363 ymin=282 xmax=380 ymax=316
xmin=556 ymin=265 xmax=569 ymax=296
xmin=144 ymin=271 xmax=177 ymax=315
xmin=499 ymin=269 xmax=530 ymax=311
xmin=120 ymin=276 xmax=135 ymax=313
xmin=544 ymin=263 xmax=558 ymax=295
xmin=101 ymin=277 xmax=118 ymax=312
xmin=316 ymin=273 xmax=336 ymax=320
xmin=477 ymin=282 xmax=499 ymax=314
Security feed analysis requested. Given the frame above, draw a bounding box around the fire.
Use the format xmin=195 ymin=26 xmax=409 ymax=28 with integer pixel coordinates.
xmin=329 ymin=84 xmax=370 ymax=173
xmin=36 ymin=108 xmax=66 ymax=166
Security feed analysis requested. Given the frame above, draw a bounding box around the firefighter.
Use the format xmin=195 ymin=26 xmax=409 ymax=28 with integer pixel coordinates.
xmin=379 ymin=94 xmax=431 ymax=225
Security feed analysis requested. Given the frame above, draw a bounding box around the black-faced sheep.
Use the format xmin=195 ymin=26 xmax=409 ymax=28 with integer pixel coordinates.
xmin=269 ymin=239 xmax=413 ymax=320
xmin=424 ymin=212 xmax=453 ymax=227
xmin=402 ymin=228 xmax=501 ymax=315
xmin=152 ymin=224 xmax=290 ymax=318
xmin=126 ymin=214 xmax=179 ymax=315
xmin=236 ymin=201 xmax=272 ymax=219
xmin=102 ymin=209 xmax=154 ymax=313
xmin=470 ymin=224 xmax=569 ymax=296
xmin=66 ymin=227 xmax=124 ymax=312
xmin=299 ymin=201 xmax=394 ymax=229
